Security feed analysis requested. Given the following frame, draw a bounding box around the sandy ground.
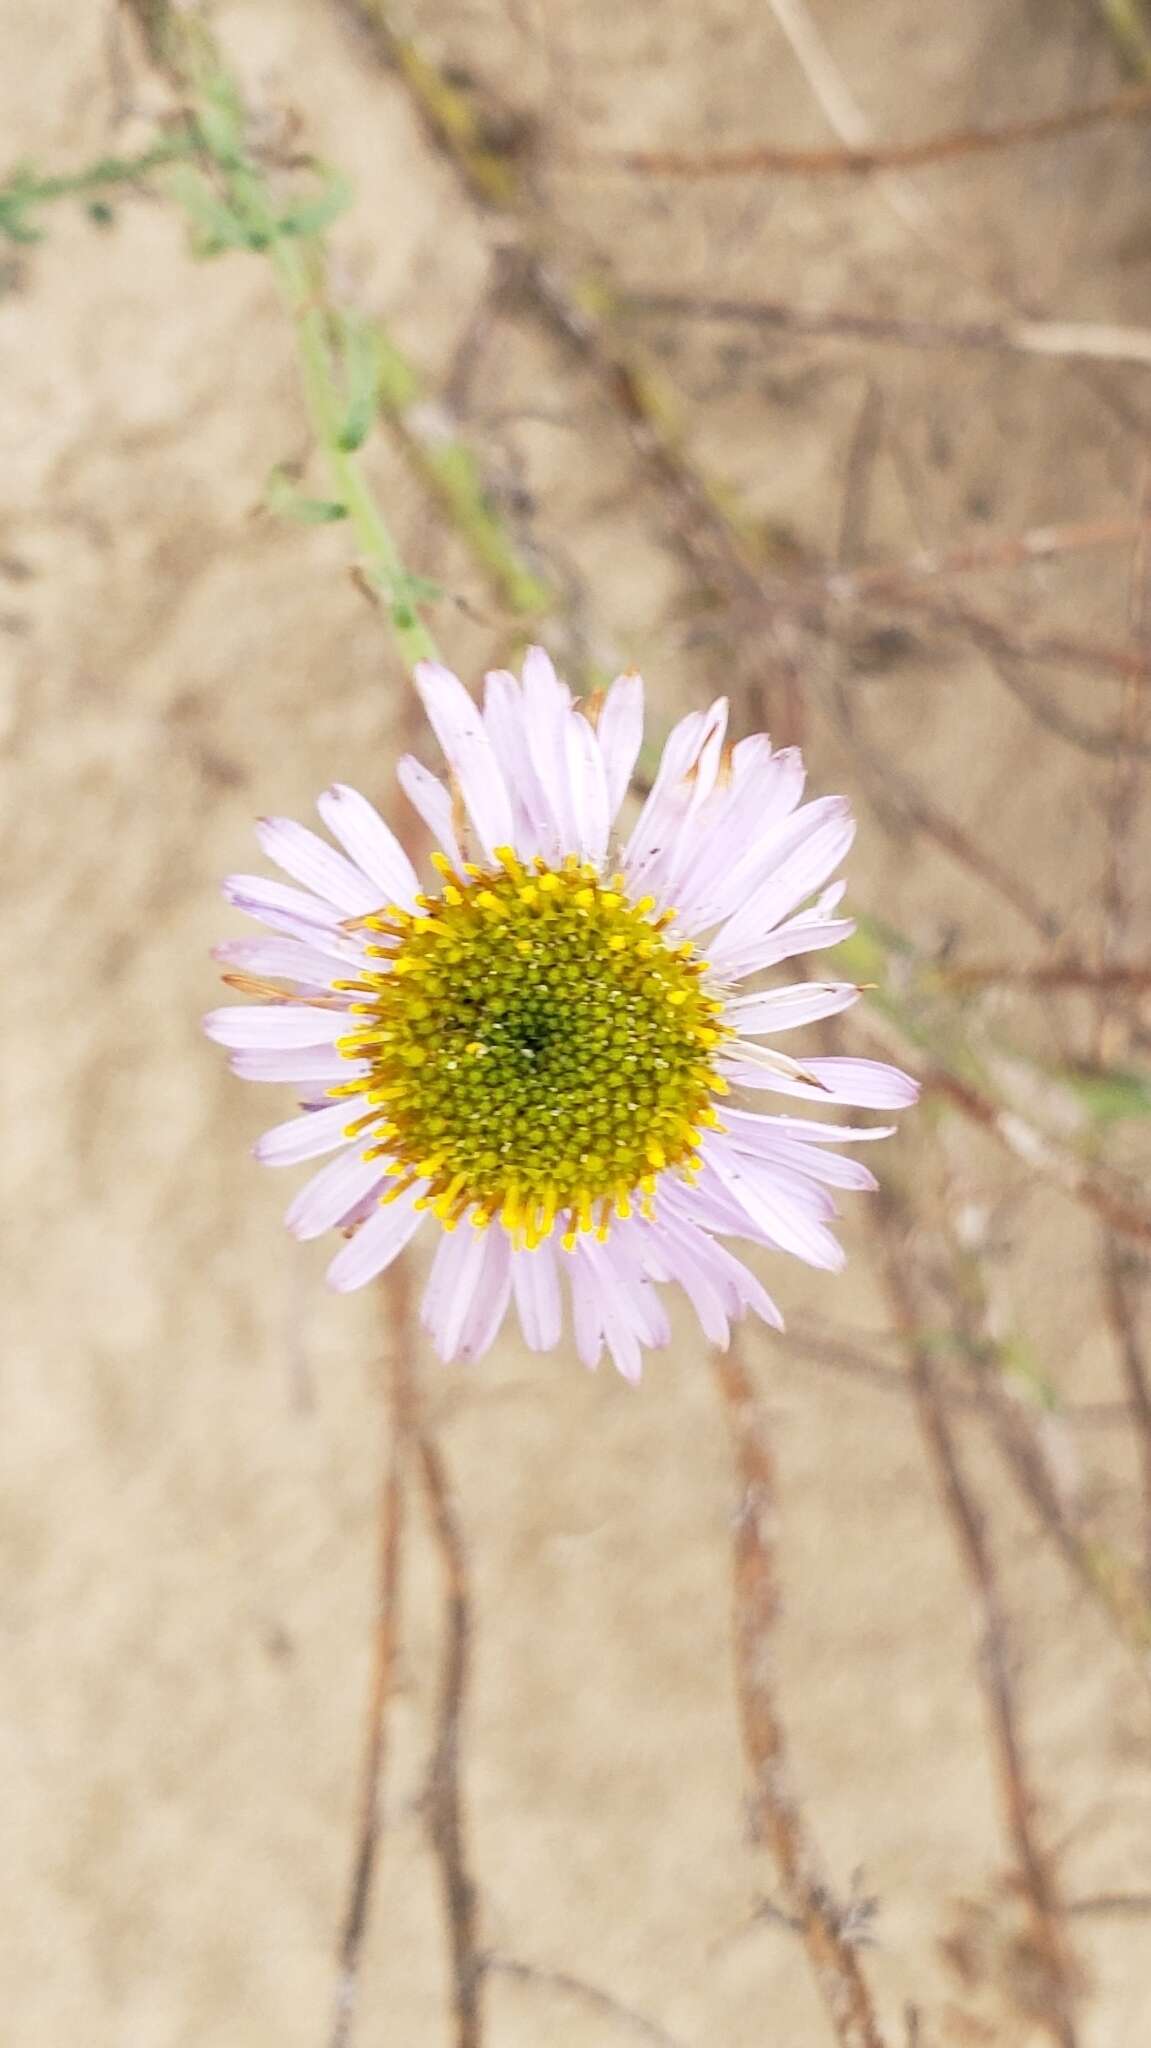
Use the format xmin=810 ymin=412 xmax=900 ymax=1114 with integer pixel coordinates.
xmin=5 ymin=2 xmax=1151 ymax=2043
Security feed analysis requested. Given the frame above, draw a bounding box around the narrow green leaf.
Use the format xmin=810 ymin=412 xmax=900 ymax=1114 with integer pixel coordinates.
xmin=1058 ymin=1063 xmax=1151 ymax=1124
xmin=335 ymin=313 xmax=380 ymax=452
xmin=265 ymin=466 xmax=347 ymax=524
xmin=276 ymin=168 xmax=352 ymax=241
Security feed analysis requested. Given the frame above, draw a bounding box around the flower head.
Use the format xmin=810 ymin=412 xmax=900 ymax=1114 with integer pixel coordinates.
xmin=205 ymin=651 xmax=917 ymax=1379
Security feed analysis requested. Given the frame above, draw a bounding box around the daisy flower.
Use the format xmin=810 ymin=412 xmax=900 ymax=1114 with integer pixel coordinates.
xmin=205 ymin=650 xmax=917 ymax=1380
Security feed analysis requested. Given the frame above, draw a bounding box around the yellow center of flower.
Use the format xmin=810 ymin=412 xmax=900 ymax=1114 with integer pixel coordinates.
xmin=330 ymin=848 xmax=727 ymax=1247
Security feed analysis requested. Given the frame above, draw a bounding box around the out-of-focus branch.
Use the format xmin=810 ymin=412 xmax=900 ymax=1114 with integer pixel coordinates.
xmin=940 ymin=960 xmax=1151 ymax=992
xmin=712 ymin=1338 xmax=890 ymax=2048
xmin=418 ymin=1428 xmax=484 ymax=2048
xmin=1093 ymin=464 xmax=1151 ymax=1600
xmin=873 ymin=1189 xmax=1081 ymax=2048
xmin=329 ymin=1256 xmax=414 ymax=2048
xmin=485 ymin=1955 xmax=694 ymax=2047
xmin=623 ymin=290 xmax=1151 ymax=372
xmin=599 ymin=82 xmax=1151 ymax=176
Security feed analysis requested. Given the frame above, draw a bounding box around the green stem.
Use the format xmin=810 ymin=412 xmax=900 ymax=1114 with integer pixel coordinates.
xmin=270 ymin=236 xmax=439 ymax=668
xmin=0 ymin=132 xmax=196 ymax=240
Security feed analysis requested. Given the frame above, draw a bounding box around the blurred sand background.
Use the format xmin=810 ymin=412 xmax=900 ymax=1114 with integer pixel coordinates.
xmin=4 ymin=2 xmax=1151 ymax=2043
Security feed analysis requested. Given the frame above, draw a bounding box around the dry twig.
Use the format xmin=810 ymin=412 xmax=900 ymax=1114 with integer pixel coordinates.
xmin=623 ymin=291 xmax=1151 ymax=373
xmin=418 ymin=1428 xmax=484 ymax=2047
xmin=1094 ymin=466 xmax=1151 ymax=1598
xmin=602 ymin=82 xmax=1151 ymax=177
xmin=328 ymin=1257 xmax=414 ymax=2048
xmin=873 ymin=1189 xmax=1081 ymax=2048
xmin=712 ymin=1337 xmax=889 ymax=2048
xmin=485 ymin=1955 xmax=694 ymax=2047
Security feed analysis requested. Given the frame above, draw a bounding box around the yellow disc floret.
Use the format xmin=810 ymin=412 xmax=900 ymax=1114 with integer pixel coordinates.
xmin=329 ymin=849 xmax=726 ymax=1248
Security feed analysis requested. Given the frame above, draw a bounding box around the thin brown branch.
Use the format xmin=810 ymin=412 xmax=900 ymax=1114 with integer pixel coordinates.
xmin=1093 ymin=468 xmax=1151 ymax=1600
xmin=622 ymin=291 xmax=1151 ymax=371
xmin=486 ymin=1955 xmax=694 ymax=2047
xmin=941 ymin=959 xmax=1151 ymax=992
xmin=925 ymin=1070 xmax=1151 ymax=1245
xmin=933 ymin=1194 xmax=1151 ymax=1664
xmin=599 ymin=82 xmax=1151 ymax=176
xmin=873 ymin=1189 xmax=1081 ymax=2048
xmin=328 ymin=1254 xmax=415 ymax=2048
xmin=963 ymin=642 xmax=1151 ymax=763
xmin=712 ymin=1338 xmax=889 ymax=2048
xmin=820 ymin=518 xmax=1149 ymax=597
xmin=782 ymin=1317 xmax=1136 ymax=1428
xmin=1100 ymin=1239 xmax=1151 ymax=1598
xmin=888 ymin=592 xmax=1151 ymax=690
xmin=811 ymin=685 xmax=1062 ymax=939
xmin=1066 ymin=1891 xmax=1151 ymax=1917
xmin=417 ymin=1426 xmax=484 ymax=2048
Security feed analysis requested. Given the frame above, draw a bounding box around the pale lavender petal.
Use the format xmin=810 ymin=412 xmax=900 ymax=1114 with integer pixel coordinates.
xmin=674 ymin=739 xmax=806 ymax=930
xmin=646 ymin=1216 xmax=732 ymax=1345
xmin=228 ymin=1046 xmax=366 ymax=1084
xmin=396 ymin=755 xmax=464 ymax=871
xmin=511 ymin=1240 xmax=563 ymax=1351
xmin=421 ymin=1225 xmax=492 ymax=1361
xmin=706 ymin=1141 xmax=846 ymax=1271
xmin=223 ymin=873 xmax=343 ymax=933
xmin=565 ymin=712 xmax=611 ymax=865
xmin=655 ymin=1209 xmax=784 ymax=1335
xmin=483 ymin=669 xmax=554 ymax=860
xmin=455 ymin=1229 xmax=514 ymax=1362
xmin=254 ymin=1099 xmax=368 ymax=1166
xmin=204 ymin=1004 xmax=351 ymax=1050
xmin=722 ymin=1117 xmax=879 ymax=1190
xmin=256 ymin=817 xmax=386 ymax=916
xmin=213 ymin=936 xmax=365 ymax=983
xmin=602 ymin=1313 xmax=643 ymax=1384
xmin=662 ymin=1165 xmax=775 ymax=1245
xmin=723 ymin=982 xmax=860 ymax=1035
xmin=567 ymin=1253 xmax=605 ymax=1370
xmin=701 ymin=1234 xmax=785 ymax=1331
xmin=652 ymin=698 xmax=730 ymax=902
xmin=733 ymin=1114 xmax=897 ymax=1143
xmin=414 ymin=661 xmax=516 ymax=860
xmin=521 ymin=646 xmax=578 ymax=853
xmin=622 ymin=703 xmax=709 ymax=879
xmin=626 ymin=698 xmax=727 ymax=894
xmin=722 ymin=1055 xmax=920 ymax=1109
xmin=316 ymin=785 xmax=420 ymax=908
xmin=286 ymin=1147 xmax=389 ymax=1241
xmin=707 ymin=799 xmax=856 ymax=974
xmin=576 ymin=1235 xmax=670 ymax=1379
xmin=574 ymin=1241 xmax=643 ymax=1382
xmin=596 ymin=670 xmax=644 ymax=821
xmin=734 ymin=917 xmax=858 ymax=977
xmin=326 ymin=1188 xmax=426 ymax=1292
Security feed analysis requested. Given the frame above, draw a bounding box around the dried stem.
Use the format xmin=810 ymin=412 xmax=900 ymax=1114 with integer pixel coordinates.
xmin=1093 ymin=465 xmax=1151 ymax=1598
xmin=940 ymin=960 xmax=1151 ymax=992
xmin=485 ymin=1955 xmax=694 ymax=2047
xmin=417 ymin=1426 xmax=484 ymax=2048
xmin=712 ymin=1338 xmax=889 ymax=2048
xmin=623 ymin=290 xmax=1151 ymax=371
xmin=933 ymin=1193 xmax=1151 ymax=1666
xmin=600 ymin=82 xmax=1151 ymax=176
xmin=328 ymin=1253 xmax=416 ymax=2048
xmin=783 ymin=1317 xmax=1136 ymax=1428
xmin=873 ymin=1189 xmax=1081 ymax=2048
xmin=924 ymin=1070 xmax=1151 ymax=1247
xmin=818 ymin=517 xmax=1150 ymax=598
